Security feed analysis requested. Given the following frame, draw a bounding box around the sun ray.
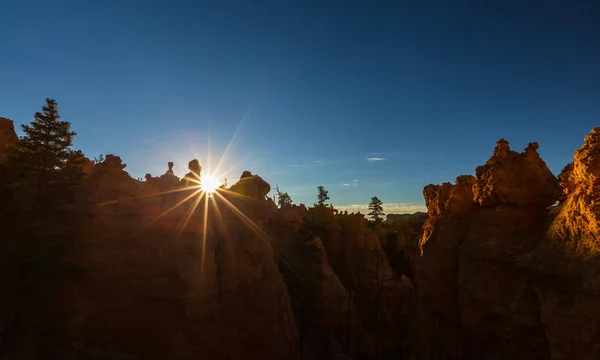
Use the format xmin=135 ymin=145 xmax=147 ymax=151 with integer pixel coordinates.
xmin=213 ymin=121 xmax=243 ymax=177
xmin=98 ymin=185 xmax=200 ymax=206
xmin=209 ymin=153 xmax=255 ymax=182
xmin=200 ymin=190 xmax=209 ymax=277
xmin=129 ymin=188 xmax=202 ymax=238
xmin=209 ymin=193 xmax=224 ymax=222
xmin=217 ymin=187 xmax=263 ymax=201
xmin=178 ymin=190 xmax=206 ymax=235
xmin=213 ymin=192 xmax=267 ymax=236
xmin=212 ymin=96 xmax=257 ymax=176
xmin=212 ymin=192 xmax=313 ymax=288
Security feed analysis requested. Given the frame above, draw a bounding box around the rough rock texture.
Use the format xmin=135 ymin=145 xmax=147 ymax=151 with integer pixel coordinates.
xmin=474 ymin=140 xmax=561 ymax=208
xmin=413 ymin=177 xmax=477 ymax=359
xmin=304 ymin=206 xmax=414 ymax=359
xmin=0 ymin=117 xmax=18 ymax=162
xmin=545 ymin=128 xmax=600 ymax=252
xmin=2 ymin=160 xmax=301 ymax=359
xmin=520 ymin=128 xmax=600 ymax=360
xmin=381 ymin=212 xmax=427 ymax=281
xmin=269 ymin=205 xmax=367 ymax=359
xmin=414 ymin=140 xmax=560 ymax=359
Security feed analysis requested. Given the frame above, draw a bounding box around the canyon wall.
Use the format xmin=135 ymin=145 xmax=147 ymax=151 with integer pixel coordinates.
xmin=0 ymin=145 xmax=300 ymax=359
xmin=3 ymin=113 xmax=600 ymax=360
xmin=413 ymin=131 xmax=600 ymax=360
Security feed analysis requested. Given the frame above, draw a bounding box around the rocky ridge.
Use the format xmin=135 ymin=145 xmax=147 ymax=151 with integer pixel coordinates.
xmin=414 ymin=132 xmax=600 ymax=360
xmin=2 ymin=114 xmax=600 ymax=360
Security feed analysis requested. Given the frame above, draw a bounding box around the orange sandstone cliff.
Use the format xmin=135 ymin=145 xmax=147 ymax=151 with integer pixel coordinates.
xmin=413 ymin=131 xmax=600 ymax=360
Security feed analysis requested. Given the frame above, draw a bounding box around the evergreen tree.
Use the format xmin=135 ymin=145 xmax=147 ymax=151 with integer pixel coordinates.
xmin=316 ymin=185 xmax=330 ymax=206
xmin=274 ymin=185 xmax=293 ymax=207
xmin=0 ymin=99 xmax=86 ymax=355
xmin=5 ymin=98 xmax=83 ymax=208
xmin=368 ymin=196 xmax=384 ymax=223
xmin=8 ymin=98 xmax=81 ymax=186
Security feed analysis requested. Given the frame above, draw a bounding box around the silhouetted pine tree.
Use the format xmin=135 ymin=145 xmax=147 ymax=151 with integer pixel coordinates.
xmin=316 ymin=185 xmax=330 ymax=206
xmin=5 ymin=98 xmax=84 ymax=209
xmin=0 ymin=99 xmax=86 ymax=359
xmin=274 ymin=185 xmax=293 ymax=207
xmin=368 ymin=196 xmax=384 ymax=223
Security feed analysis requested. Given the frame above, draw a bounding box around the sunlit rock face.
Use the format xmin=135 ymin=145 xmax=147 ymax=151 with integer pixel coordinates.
xmin=414 ymin=140 xmax=557 ymax=360
xmin=0 ymin=117 xmax=18 ymax=163
xmin=474 ymin=140 xmax=561 ymax=208
xmin=50 ymin=168 xmax=300 ymax=359
xmin=546 ymin=128 xmax=600 ymax=251
xmin=520 ymin=128 xmax=600 ymax=360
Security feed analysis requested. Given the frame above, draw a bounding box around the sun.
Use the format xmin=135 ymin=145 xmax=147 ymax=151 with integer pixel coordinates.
xmin=201 ymin=174 xmax=220 ymax=194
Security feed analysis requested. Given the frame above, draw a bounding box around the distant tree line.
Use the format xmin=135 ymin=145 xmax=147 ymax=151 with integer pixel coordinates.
xmin=271 ymin=183 xmax=386 ymax=223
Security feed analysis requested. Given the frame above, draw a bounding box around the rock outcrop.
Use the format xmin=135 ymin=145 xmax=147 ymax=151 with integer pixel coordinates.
xmin=473 ymin=140 xmax=561 ymax=208
xmin=144 ymin=162 xmax=180 ymax=192
xmin=230 ymin=171 xmax=271 ymax=200
xmin=0 ymin=117 xmax=18 ymax=162
xmin=414 ymin=139 xmax=560 ymax=359
xmin=2 ymin=159 xmax=301 ymax=359
xmin=4 ymin=117 xmax=600 ymax=360
xmin=269 ymin=205 xmax=367 ymax=359
xmin=381 ymin=212 xmax=427 ymax=282
xmin=519 ymin=128 xmax=600 ymax=360
xmin=304 ymin=206 xmax=414 ymax=359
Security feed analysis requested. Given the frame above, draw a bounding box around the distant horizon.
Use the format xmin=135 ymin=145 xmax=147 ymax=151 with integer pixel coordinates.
xmin=3 ymin=1 xmax=599 ymax=212
xmin=3 ymin=110 xmax=592 ymax=215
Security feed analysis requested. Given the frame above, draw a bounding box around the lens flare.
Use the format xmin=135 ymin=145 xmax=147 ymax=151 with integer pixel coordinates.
xmin=201 ymin=174 xmax=219 ymax=194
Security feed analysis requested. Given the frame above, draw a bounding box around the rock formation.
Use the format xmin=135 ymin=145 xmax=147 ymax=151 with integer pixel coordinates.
xmin=144 ymin=162 xmax=180 ymax=192
xmin=473 ymin=140 xmax=561 ymax=208
xmin=179 ymin=159 xmax=202 ymax=187
xmin=229 ymin=171 xmax=271 ymax=200
xmin=1 ymin=157 xmax=301 ymax=359
xmin=159 ymin=161 xmax=180 ymax=188
xmin=4 ymin=111 xmax=600 ymax=360
xmin=381 ymin=212 xmax=427 ymax=282
xmin=518 ymin=128 xmax=600 ymax=360
xmin=269 ymin=205 xmax=368 ymax=359
xmin=413 ymin=136 xmax=600 ymax=360
xmin=0 ymin=117 xmax=18 ymax=163
xmin=303 ymin=206 xmax=414 ymax=359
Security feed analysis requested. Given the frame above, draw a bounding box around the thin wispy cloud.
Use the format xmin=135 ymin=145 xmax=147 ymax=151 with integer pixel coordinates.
xmin=342 ymin=179 xmax=359 ymax=187
xmin=367 ymin=157 xmax=386 ymax=162
xmin=334 ymin=202 xmax=426 ymax=215
xmin=383 ymin=182 xmax=393 ymax=186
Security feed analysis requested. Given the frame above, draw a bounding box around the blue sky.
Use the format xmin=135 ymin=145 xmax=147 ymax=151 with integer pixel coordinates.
xmin=2 ymin=0 xmax=599 ymax=213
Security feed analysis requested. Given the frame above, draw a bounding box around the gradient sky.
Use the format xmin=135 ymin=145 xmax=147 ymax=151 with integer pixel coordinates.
xmin=2 ymin=0 xmax=600 ymax=213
